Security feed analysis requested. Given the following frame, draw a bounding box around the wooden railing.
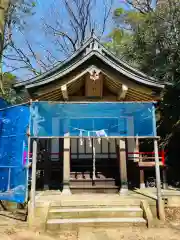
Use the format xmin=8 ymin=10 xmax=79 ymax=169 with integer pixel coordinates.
xmin=128 ymin=150 xmax=166 ymax=167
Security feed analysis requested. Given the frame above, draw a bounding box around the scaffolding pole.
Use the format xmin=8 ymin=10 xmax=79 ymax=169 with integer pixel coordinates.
xmin=30 ymin=139 xmax=37 ymax=218
xmin=154 ymin=139 xmax=165 ymax=220
xmin=152 ymin=104 xmax=165 ymax=221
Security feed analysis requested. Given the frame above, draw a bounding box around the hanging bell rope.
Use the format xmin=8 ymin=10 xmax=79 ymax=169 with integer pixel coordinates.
xmin=79 ymin=130 xmax=83 ymax=146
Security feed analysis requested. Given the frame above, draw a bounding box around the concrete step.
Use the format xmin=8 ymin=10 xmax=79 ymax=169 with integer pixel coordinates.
xmin=48 ymin=207 xmax=143 ymax=219
xmin=46 ymin=217 xmax=147 ymax=231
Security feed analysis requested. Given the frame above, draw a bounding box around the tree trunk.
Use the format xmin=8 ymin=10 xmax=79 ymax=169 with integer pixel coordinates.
xmin=0 ymin=0 xmax=9 ymax=94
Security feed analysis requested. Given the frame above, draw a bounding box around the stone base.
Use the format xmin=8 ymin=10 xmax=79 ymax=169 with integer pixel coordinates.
xmin=44 ymin=184 xmax=49 ymax=190
xmin=62 ymin=186 xmax=72 ymax=195
xmin=157 ymin=199 xmax=165 ymax=221
xmin=140 ymin=183 xmax=146 ymax=189
xmin=119 ymin=186 xmax=128 ymax=195
xmin=163 ymin=183 xmax=168 ymax=190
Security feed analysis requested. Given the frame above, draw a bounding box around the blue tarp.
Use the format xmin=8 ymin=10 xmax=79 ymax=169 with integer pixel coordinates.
xmin=0 ymin=101 xmax=156 ymax=203
xmin=0 ymin=105 xmax=29 ymax=203
xmin=0 ymin=98 xmax=8 ymax=108
xmin=30 ymin=102 xmax=156 ymax=137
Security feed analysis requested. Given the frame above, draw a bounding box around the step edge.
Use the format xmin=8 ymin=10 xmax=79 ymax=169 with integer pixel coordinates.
xmin=49 ymin=207 xmax=142 ymax=213
xmin=47 ymin=217 xmax=146 ymax=224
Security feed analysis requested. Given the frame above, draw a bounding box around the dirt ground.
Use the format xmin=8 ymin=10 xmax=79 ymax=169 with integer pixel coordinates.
xmin=1 ymin=226 xmax=180 ymax=240
xmin=0 ymin=217 xmax=180 ymax=240
xmin=0 ymin=213 xmax=180 ymax=240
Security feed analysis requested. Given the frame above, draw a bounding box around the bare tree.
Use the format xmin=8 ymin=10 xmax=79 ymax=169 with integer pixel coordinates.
xmin=43 ymin=0 xmax=113 ymax=57
xmin=1 ymin=0 xmax=113 ymax=80
xmin=0 ymin=0 xmax=10 ymax=93
xmin=0 ymin=0 xmax=38 ymax=92
xmin=1 ymin=0 xmax=49 ymax=80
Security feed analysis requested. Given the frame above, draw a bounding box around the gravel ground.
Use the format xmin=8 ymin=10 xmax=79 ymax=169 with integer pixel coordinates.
xmin=165 ymin=207 xmax=180 ymax=226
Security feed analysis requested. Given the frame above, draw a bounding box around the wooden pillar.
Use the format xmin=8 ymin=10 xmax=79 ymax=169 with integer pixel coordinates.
xmin=127 ymin=117 xmax=136 ymax=160
xmin=162 ymin=168 xmax=168 ymax=189
xmin=140 ymin=168 xmax=145 ymax=188
xmin=137 ymin=139 xmax=145 ymax=189
xmin=161 ymin=150 xmax=167 ymax=189
xmin=119 ymin=138 xmax=128 ymax=194
xmin=30 ymin=139 xmax=37 ymax=218
xmin=44 ymin=139 xmax=50 ymax=190
xmin=62 ymin=136 xmax=71 ymax=195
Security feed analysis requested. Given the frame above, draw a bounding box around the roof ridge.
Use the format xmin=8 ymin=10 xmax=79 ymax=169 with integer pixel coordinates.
xmin=14 ymin=35 xmax=166 ymax=89
xmin=14 ymin=36 xmax=97 ymax=88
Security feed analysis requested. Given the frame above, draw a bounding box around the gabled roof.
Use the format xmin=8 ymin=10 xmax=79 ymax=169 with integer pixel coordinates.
xmin=14 ymin=35 xmax=166 ymax=90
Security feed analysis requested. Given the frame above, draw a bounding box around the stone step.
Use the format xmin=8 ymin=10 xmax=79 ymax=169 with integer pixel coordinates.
xmin=70 ymin=178 xmax=116 ymax=182
xmin=46 ymin=217 xmax=147 ymax=231
xmin=71 ymin=187 xmax=119 ymax=194
xmin=50 ymin=199 xmax=141 ymax=208
xmin=48 ymin=207 xmax=143 ymax=219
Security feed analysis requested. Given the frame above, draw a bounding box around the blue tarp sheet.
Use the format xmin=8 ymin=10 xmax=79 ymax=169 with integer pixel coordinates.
xmin=0 ymin=101 xmax=156 ymax=203
xmin=0 ymin=98 xmax=8 ymax=108
xmin=30 ymin=102 xmax=156 ymax=137
xmin=0 ymin=105 xmax=29 ymax=203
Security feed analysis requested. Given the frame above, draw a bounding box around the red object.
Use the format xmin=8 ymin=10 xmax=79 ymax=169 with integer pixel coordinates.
xmin=128 ymin=150 xmax=166 ymax=165
xmin=161 ymin=150 xmax=165 ymax=165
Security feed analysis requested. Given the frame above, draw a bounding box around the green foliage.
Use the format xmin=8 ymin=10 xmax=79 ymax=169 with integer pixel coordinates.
xmin=0 ymin=72 xmax=24 ymax=104
xmin=108 ymin=1 xmax=180 ymax=181
xmin=114 ymin=8 xmax=125 ymax=17
xmin=31 ymin=1 xmax=36 ymax=7
xmin=105 ymin=8 xmax=149 ymax=64
xmin=127 ymin=3 xmax=180 ymax=147
xmin=104 ymin=28 xmax=132 ymax=59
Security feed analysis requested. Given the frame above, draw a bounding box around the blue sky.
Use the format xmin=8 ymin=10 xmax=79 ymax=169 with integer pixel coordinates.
xmin=4 ymin=0 xmax=129 ymax=80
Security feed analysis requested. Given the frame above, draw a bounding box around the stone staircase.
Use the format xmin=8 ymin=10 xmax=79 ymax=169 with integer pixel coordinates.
xmin=46 ymin=196 xmax=147 ymax=231
xmin=70 ymin=171 xmax=119 ymax=193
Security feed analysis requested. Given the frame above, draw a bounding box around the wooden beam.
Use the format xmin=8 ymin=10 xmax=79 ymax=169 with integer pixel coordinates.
xmin=69 ymin=96 xmax=117 ymax=101
xmin=118 ymin=84 xmax=128 ymax=100
xmin=138 ymin=162 xmax=163 ymax=167
xmin=62 ymin=136 xmax=71 ymax=195
xmin=119 ymin=138 xmax=128 ymax=194
xmin=31 ymin=136 xmax=160 ymax=139
xmin=61 ymin=84 xmax=68 ymax=100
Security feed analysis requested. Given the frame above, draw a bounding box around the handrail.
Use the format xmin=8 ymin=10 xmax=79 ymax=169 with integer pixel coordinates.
xmin=127 ymin=150 xmax=166 ymax=165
